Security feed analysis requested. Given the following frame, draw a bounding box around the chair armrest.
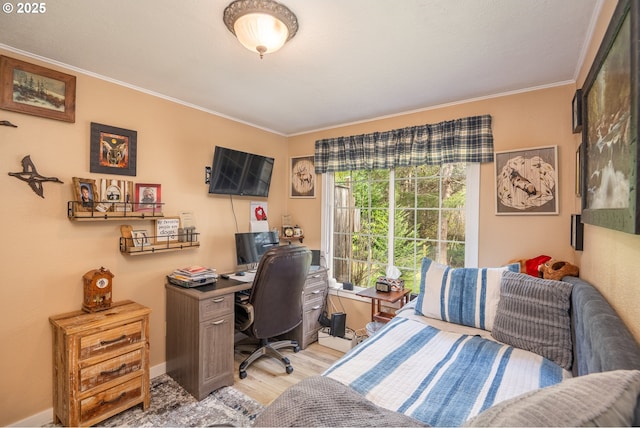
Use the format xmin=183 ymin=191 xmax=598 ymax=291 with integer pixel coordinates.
xmin=235 ymin=302 xmax=254 ymax=332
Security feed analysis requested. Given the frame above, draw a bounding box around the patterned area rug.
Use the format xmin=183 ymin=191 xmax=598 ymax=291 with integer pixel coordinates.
xmin=48 ymin=374 xmax=264 ymax=427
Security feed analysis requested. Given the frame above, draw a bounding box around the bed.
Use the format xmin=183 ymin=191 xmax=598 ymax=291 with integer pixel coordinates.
xmin=255 ymin=260 xmax=640 ymax=427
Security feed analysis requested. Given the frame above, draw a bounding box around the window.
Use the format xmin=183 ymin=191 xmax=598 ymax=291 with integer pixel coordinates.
xmin=322 ymin=164 xmax=479 ymax=293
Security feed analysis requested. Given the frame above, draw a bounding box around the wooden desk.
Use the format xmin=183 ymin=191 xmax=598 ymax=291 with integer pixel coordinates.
xmin=356 ymin=287 xmax=411 ymax=323
xmin=165 ymin=277 xmax=251 ymax=400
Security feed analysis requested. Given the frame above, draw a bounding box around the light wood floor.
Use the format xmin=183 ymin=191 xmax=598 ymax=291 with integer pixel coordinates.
xmin=232 ymin=341 xmax=344 ymax=406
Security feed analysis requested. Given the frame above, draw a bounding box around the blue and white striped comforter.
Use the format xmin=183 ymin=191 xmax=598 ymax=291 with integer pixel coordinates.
xmin=323 ymin=315 xmax=571 ymax=426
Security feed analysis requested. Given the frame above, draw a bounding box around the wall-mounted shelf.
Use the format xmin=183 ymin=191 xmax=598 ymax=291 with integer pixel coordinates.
xmin=120 ymin=234 xmax=200 ymax=255
xmin=67 ymin=201 xmax=164 ymax=221
xmin=281 ymin=235 xmax=304 ymax=244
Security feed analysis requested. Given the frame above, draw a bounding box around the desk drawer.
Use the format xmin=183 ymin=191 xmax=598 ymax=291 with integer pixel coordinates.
xmin=79 ymin=321 xmax=143 ymax=360
xmin=79 ymin=349 xmax=143 ymax=392
xmin=304 ymin=282 xmax=326 ymax=304
xmin=200 ymin=294 xmax=233 ymax=321
xmin=306 ymin=271 xmax=328 ymax=288
xmin=80 ymin=376 xmax=143 ymax=425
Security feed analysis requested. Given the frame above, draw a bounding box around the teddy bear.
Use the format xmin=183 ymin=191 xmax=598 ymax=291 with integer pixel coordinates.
xmin=539 ymin=259 xmax=579 ymax=281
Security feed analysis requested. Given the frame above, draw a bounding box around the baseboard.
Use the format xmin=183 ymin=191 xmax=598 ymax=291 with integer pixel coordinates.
xmin=10 ymin=363 xmax=168 ymax=427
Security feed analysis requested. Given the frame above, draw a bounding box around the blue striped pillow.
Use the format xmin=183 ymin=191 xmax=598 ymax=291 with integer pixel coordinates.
xmin=415 ymin=257 xmax=520 ymax=331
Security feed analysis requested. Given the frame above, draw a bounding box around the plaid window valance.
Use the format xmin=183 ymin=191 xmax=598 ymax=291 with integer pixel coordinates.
xmin=314 ymin=114 xmax=494 ymax=173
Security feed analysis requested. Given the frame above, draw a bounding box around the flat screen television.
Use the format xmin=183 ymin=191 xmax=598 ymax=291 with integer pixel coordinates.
xmin=208 ymin=146 xmax=274 ymax=197
xmin=235 ymin=231 xmax=280 ymax=267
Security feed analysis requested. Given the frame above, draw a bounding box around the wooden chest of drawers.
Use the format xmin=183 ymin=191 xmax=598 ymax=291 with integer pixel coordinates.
xmin=49 ymin=301 xmax=151 ymax=427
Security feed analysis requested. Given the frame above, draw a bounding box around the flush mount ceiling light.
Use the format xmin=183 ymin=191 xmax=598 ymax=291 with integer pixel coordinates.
xmin=223 ymin=0 xmax=298 ymax=59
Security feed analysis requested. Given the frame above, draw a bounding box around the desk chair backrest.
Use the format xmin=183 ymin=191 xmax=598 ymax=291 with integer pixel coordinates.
xmin=247 ymin=245 xmax=312 ymax=340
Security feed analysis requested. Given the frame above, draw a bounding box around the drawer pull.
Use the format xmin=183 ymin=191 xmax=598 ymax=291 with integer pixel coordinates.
xmin=100 ymin=335 xmax=127 ymax=346
xmin=100 ymin=363 xmax=126 ymax=376
xmin=212 ymin=297 xmax=225 ymax=303
xmin=211 ymin=319 xmax=225 ymax=325
xmin=311 ymin=290 xmax=321 ymax=294
xmin=312 ymin=274 xmax=320 ymax=278
xmin=100 ymin=392 xmax=126 ymax=406
xmin=311 ymin=305 xmax=321 ymax=310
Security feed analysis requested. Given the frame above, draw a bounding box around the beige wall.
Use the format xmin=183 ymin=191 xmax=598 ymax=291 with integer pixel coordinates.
xmin=3 ymin=2 xmax=640 ymax=424
xmin=298 ymin=84 xmax=579 ymax=333
xmin=0 ymin=48 xmax=289 ymax=425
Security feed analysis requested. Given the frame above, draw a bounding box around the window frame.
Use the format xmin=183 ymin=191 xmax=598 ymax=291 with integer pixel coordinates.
xmin=320 ymin=163 xmax=479 ymax=287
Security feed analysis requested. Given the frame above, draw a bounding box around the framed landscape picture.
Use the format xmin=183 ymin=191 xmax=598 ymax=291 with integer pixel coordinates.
xmin=495 ymin=146 xmax=559 ymax=215
xmin=0 ymin=55 xmax=76 ymax=122
xmin=581 ymin=0 xmax=640 ymax=234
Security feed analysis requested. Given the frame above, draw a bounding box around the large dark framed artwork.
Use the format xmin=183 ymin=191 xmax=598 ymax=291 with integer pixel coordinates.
xmin=0 ymin=55 xmax=76 ymax=122
xmin=495 ymin=145 xmax=559 ymax=215
xmin=90 ymin=122 xmax=137 ymax=176
xmin=581 ymin=0 xmax=640 ymax=234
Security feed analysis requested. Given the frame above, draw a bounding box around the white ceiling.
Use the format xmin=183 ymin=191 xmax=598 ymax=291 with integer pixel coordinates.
xmin=0 ymin=0 xmax=601 ymax=136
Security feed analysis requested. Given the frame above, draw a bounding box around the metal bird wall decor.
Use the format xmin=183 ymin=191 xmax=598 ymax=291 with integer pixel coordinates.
xmin=8 ymin=155 xmax=63 ymax=198
xmin=0 ymin=120 xmax=18 ymax=127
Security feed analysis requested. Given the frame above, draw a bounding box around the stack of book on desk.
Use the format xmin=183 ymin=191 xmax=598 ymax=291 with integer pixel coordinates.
xmin=167 ymin=265 xmax=217 ymax=288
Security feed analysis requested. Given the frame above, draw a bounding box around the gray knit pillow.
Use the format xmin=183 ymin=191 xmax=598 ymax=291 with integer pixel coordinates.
xmin=463 ymin=370 xmax=640 ymax=427
xmin=492 ymin=271 xmax=574 ymax=370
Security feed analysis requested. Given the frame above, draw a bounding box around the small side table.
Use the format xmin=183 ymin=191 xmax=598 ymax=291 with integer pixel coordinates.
xmin=356 ymin=287 xmax=411 ymax=323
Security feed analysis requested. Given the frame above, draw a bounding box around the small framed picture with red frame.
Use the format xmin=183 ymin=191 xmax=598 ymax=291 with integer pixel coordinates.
xmin=134 ymin=183 xmax=162 ymax=213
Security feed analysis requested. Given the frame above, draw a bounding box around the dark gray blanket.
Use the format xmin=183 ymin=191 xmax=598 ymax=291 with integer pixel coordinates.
xmin=253 ymin=376 xmax=428 ymax=427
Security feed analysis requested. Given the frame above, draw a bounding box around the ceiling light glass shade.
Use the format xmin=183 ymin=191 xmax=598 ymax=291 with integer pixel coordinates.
xmin=224 ymin=0 xmax=298 ymax=59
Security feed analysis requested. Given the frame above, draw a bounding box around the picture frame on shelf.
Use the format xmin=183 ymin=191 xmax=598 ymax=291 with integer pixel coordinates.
xmin=290 ymin=155 xmax=316 ymax=198
xmin=572 ymin=89 xmax=583 ymax=133
xmin=0 ymin=55 xmax=76 ymax=122
xmin=131 ymin=229 xmax=150 ymax=247
xmin=72 ymin=177 xmax=98 ymax=212
xmin=134 ymin=183 xmax=161 ymax=212
xmin=90 ymin=122 xmax=137 ymax=177
xmin=155 ymin=217 xmax=180 ymax=244
xmin=99 ymin=179 xmax=133 ymax=211
xmin=495 ymin=145 xmax=559 ymax=215
xmin=581 ymin=0 xmax=640 ymax=234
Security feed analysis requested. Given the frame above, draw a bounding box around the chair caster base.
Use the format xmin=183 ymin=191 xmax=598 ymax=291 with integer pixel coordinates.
xmin=286 ymin=365 xmax=294 ymax=374
xmin=239 ymin=370 xmax=247 ymax=379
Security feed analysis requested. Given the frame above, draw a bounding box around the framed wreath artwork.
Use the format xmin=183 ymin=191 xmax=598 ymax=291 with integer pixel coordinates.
xmin=90 ymin=122 xmax=137 ymax=176
xmin=495 ymin=146 xmax=559 ymax=215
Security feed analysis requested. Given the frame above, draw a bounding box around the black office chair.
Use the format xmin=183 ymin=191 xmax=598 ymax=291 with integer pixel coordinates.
xmin=235 ymin=245 xmax=312 ymax=379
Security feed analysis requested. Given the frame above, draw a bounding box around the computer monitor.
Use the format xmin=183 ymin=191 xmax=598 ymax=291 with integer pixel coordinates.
xmin=234 ymin=231 xmax=279 ymax=269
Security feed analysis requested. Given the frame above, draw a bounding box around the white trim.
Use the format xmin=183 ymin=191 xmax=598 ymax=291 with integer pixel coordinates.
xmin=10 ymin=363 xmax=167 ymax=427
xmin=321 ymin=173 xmax=334 ymax=280
xmin=465 ymin=163 xmax=480 ymax=267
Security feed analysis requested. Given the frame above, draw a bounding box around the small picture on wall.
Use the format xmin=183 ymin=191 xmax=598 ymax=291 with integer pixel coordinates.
xmin=134 ymin=183 xmax=161 ymax=212
xmin=90 ymin=122 xmax=137 ymax=177
xmin=495 ymin=145 xmax=559 ymax=215
xmin=290 ymin=155 xmax=316 ymax=198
